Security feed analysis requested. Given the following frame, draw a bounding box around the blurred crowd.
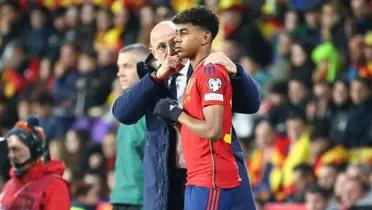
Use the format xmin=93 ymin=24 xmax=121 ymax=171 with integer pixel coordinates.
xmin=0 ymin=0 xmax=371 ymax=210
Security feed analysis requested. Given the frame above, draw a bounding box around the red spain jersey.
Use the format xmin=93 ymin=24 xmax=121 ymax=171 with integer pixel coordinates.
xmin=181 ymin=62 xmax=240 ymax=189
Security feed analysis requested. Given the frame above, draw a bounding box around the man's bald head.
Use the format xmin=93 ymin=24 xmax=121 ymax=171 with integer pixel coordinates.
xmin=150 ymin=21 xmax=176 ymax=46
xmin=150 ymin=21 xmax=176 ymax=62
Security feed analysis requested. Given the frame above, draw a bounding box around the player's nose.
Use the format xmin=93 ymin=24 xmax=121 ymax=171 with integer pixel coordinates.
xmin=174 ymin=34 xmax=181 ymax=43
xmin=117 ymin=70 xmax=126 ymax=77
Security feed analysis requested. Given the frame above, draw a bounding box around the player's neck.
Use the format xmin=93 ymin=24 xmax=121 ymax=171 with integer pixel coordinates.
xmin=190 ymin=45 xmax=211 ymax=69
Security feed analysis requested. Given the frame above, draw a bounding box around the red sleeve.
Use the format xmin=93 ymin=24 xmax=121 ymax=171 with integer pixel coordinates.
xmin=43 ymin=178 xmax=70 ymax=210
xmin=197 ymin=64 xmax=230 ymax=107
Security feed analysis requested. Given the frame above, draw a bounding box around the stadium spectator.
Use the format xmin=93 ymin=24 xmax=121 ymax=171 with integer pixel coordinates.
xmin=0 ymin=1 xmax=371 ymax=208
xmin=305 ymin=184 xmax=330 ymax=210
xmin=0 ymin=117 xmax=70 ymax=210
xmin=110 ymin=44 xmax=149 ymax=210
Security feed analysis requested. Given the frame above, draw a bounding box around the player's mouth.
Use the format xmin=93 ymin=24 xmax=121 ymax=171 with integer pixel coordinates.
xmin=119 ymin=79 xmax=127 ymax=84
xmin=174 ymin=46 xmax=182 ymax=53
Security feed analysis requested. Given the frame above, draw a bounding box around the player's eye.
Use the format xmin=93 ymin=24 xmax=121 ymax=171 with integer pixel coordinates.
xmin=157 ymin=43 xmax=167 ymax=51
xmin=8 ymin=147 xmax=18 ymax=152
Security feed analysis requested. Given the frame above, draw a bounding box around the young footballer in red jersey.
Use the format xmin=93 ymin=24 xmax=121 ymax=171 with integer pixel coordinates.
xmin=154 ymin=6 xmax=240 ymax=210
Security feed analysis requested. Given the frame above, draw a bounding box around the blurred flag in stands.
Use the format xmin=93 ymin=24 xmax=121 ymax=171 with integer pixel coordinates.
xmin=258 ymin=17 xmax=283 ymax=40
xmin=123 ymin=0 xmax=146 ymax=9
xmin=313 ymin=145 xmax=349 ymax=176
xmin=219 ymin=0 xmax=243 ymax=11
xmin=171 ymin=0 xmax=200 ymax=12
xmin=111 ymin=0 xmax=124 ymax=13
xmin=92 ymin=0 xmax=115 ymax=7
xmin=350 ymin=148 xmax=372 ymax=165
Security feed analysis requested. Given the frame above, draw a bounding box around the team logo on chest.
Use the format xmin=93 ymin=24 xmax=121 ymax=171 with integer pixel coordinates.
xmin=207 ymin=78 xmax=222 ymax=92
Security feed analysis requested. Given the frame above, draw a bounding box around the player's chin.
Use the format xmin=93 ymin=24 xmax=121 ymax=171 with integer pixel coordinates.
xmin=119 ymin=82 xmax=129 ymax=90
xmin=174 ymin=48 xmax=182 ymax=55
xmin=176 ymin=51 xmax=189 ymax=59
xmin=9 ymin=161 xmax=16 ymax=167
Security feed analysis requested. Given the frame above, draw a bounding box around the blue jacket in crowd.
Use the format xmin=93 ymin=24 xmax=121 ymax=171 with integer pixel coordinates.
xmin=112 ymin=65 xmax=260 ymax=210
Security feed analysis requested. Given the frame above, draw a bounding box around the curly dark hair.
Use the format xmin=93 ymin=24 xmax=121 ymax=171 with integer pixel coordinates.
xmin=172 ymin=6 xmax=219 ymax=40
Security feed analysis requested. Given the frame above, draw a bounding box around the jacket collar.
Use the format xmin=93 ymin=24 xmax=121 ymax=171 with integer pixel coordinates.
xmin=10 ymin=160 xmax=65 ymax=183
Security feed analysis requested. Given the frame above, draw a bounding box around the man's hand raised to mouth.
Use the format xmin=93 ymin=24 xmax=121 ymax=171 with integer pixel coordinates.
xmin=154 ymin=40 xmax=185 ymax=81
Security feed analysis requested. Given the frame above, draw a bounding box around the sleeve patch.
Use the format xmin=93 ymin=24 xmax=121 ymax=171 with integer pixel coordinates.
xmin=207 ymin=78 xmax=222 ymax=92
xmin=204 ymin=93 xmax=224 ymax=101
xmin=204 ymin=64 xmax=216 ymax=74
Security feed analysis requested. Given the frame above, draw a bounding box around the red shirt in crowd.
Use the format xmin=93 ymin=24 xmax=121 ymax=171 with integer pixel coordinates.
xmin=0 ymin=160 xmax=70 ymax=210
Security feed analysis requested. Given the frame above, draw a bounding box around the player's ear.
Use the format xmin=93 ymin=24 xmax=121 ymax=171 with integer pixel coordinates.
xmin=149 ymin=46 xmax=155 ymax=55
xmin=201 ymin=31 xmax=212 ymax=45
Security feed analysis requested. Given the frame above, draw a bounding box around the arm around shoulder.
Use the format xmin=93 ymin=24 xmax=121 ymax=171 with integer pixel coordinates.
xmin=231 ymin=64 xmax=260 ymax=114
xmin=112 ymin=73 xmax=168 ymax=124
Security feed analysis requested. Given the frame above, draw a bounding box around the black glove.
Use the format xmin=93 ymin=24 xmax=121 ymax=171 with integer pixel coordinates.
xmin=154 ymin=98 xmax=183 ymax=124
xmin=136 ymin=53 xmax=160 ymax=79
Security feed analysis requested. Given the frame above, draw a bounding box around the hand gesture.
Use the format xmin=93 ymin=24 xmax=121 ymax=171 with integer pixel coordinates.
xmin=204 ymin=52 xmax=237 ymax=76
xmin=154 ymin=98 xmax=183 ymax=124
xmin=155 ymin=38 xmax=185 ymax=80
